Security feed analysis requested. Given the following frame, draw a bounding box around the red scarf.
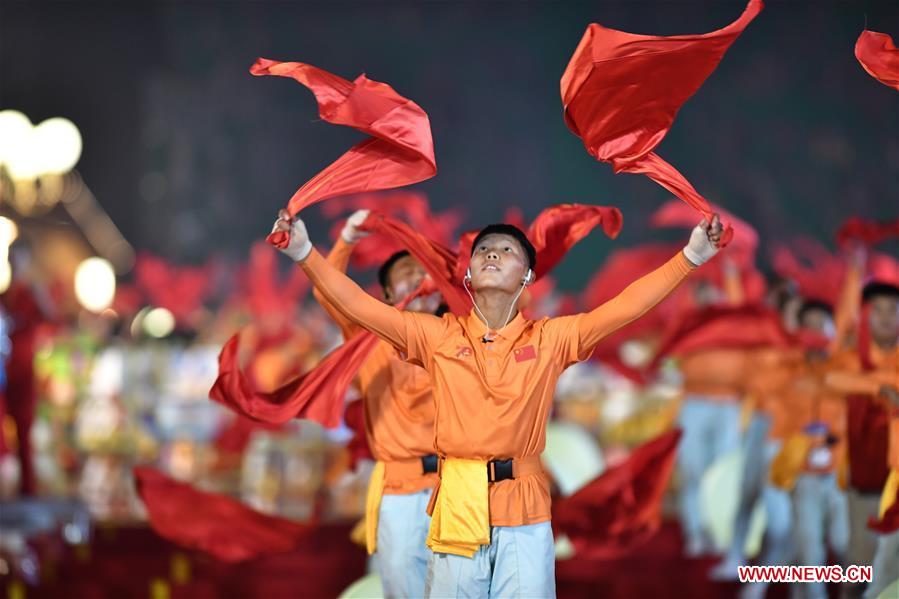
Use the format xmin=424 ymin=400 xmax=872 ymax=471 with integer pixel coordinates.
xmin=855 ymin=30 xmax=899 ymax=91
xmin=553 ymin=430 xmax=681 ymax=558
xmin=561 ymin=0 xmax=764 ymax=246
xmin=252 ymin=59 xmax=436 ymax=249
xmin=134 ymin=467 xmax=314 ymax=563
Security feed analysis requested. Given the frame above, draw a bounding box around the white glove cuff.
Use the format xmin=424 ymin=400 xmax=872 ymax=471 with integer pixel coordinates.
xmin=682 ymin=246 xmax=706 ymax=267
xmin=289 ymin=240 xmax=313 ymax=263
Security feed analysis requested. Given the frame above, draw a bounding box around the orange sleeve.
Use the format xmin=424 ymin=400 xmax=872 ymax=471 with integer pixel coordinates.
xmin=300 ymin=249 xmax=444 ymax=361
xmin=573 ymin=252 xmax=694 ymax=358
xmin=722 ymin=258 xmax=745 ymax=306
xmin=830 ymin=257 xmax=863 ymax=353
xmin=824 ymin=370 xmax=899 ymax=397
xmin=312 ymin=237 xmax=361 ymax=340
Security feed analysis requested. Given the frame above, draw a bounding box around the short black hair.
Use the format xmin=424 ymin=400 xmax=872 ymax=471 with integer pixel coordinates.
xmin=798 ymin=299 xmax=834 ymax=323
xmin=862 ymin=281 xmax=899 ymax=304
xmin=470 ymin=224 xmax=537 ymax=271
xmin=378 ymin=250 xmax=411 ymax=289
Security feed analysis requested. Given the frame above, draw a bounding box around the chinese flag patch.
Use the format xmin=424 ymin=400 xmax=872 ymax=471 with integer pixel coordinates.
xmin=514 ymin=345 xmax=537 ymax=363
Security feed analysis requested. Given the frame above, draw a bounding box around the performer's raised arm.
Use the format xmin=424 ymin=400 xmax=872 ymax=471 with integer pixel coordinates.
xmin=573 ymin=215 xmax=723 ymax=355
xmin=272 ymin=210 xmax=444 ymax=356
xmin=311 ymin=210 xmax=370 ymax=340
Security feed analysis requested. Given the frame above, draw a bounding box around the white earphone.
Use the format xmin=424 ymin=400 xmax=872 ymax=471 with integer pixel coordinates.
xmin=464 ymin=267 xmax=533 ymax=285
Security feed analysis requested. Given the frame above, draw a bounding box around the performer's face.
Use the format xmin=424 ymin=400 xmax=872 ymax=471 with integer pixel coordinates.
xmin=468 ymin=233 xmax=530 ymax=293
xmin=799 ymin=308 xmax=834 ymax=338
xmin=384 ymin=255 xmax=441 ymax=314
xmin=868 ymin=295 xmax=899 ymax=347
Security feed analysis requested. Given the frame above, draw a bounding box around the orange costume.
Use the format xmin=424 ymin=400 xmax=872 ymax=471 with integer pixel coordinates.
xmin=313 ymin=237 xmax=438 ymax=598
xmin=300 ymin=247 xmax=695 ymax=555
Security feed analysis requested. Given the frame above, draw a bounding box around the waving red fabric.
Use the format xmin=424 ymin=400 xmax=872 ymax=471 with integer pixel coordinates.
xmin=134 ymin=467 xmax=313 ymax=563
xmin=453 ymin=204 xmax=623 ymax=283
xmin=210 ymin=284 xmax=429 ymax=427
xmin=527 ymin=204 xmax=623 ymax=279
xmin=210 ymin=330 xmax=378 ymax=428
xmin=553 ymin=430 xmax=681 ymax=559
xmin=134 ymin=254 xmax=214 ymax=327
xmin=649 ymin=304 xmax=792 ymax=369
xmin=251 ymin=59 xmax=436 ymax=248
xmin=322 ymin=192 xmax=464 ymax=269
xmin=855 ymin=30 xmax=899 ymax=91
xmin=239 ymin=242 xmax=310 ymax=321
xmin=772 ymin=242 xmax=846 ymax=306
xmin=651 ymin=200 xmax=757 ymax=259
xmin=836 ymin=217 xmax=899 ymax=249
xmin=344 ymin=399 xmax=375 ymax=468
xmin=561 ymin=0 xmax=764 ymax=246
xmin=360 ymin=212 xmax=471 ymax=315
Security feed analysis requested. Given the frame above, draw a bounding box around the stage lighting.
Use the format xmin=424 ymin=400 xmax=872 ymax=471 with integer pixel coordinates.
xmin=74 ymin=257 xmax=116 ymax=313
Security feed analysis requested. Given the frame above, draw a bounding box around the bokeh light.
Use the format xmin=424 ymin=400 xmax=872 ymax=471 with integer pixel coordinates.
xmin=74 ymin=257 xmax=116 ymax=313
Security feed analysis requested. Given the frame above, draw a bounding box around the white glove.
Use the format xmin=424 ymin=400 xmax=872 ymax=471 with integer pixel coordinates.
xmin=682 ymin=217 xmax=721 ymax=266
xmin=341 ymin=209 xmax=371 ymax=243
xmin=272 ymin=215 xmax=312 ymax=262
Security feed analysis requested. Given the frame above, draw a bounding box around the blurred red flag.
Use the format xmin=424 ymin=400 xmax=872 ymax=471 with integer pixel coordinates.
xmin=134 ymin=467 xmax=314 ymax=563
xmin=209 ymin=284 xmax=429 ymax=427
xmin=453 ymin=204 xmax=623 ymax=284
xmin=649 ymin=304 xmax=792 ymax=369
xmin=855 ymin=30 xmax=899 ymax=91
xmin=134 ymin=254 xmax=214 ymax=328
xmin=553 ymin=430 xmax=682 ymax=558
xmin=210 ymin=330 xmax=378 ymax=428
xmin=836 ymin=217 xmax=899 ymax=249
xmin=251 ymin=59 xmax=436 ymax=249
xmin=561 ymin=0 xmax=764 ymax=246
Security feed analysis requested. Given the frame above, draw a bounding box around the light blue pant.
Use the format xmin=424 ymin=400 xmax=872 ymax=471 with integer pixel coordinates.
xmin=425 ymin=521 xmax=556 ymax=598
xmin=792 ymin=472 xmax=849 ymax=599
xmin=863 ymin=530 xmax=899 ymax=599
xmin=729 ymin=415 xmax=793 ymax=567
xmin=376 ymin=489 xmax=433 ymax=599
xmin=677 ymin=395 xmax=742 ymax=547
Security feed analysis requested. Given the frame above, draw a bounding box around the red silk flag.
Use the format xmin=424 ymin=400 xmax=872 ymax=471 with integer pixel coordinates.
xmin=553 ymin=430 xmax=681 ymax=558
xmin=251 ymin=58 xmax=437 ymax=248
xmin=855 ymin=30 xmax=899 ymax=91
xmin=209 ymin=285 xmax=428 ymax=427
xmin=836 ymin=217 xmax=899 ymax=249
xmin=649 ymin=304 xmax=792 ymax=369
xmin=359 ymin=212 xmax=471 ymax=315
xmin=651 ymin=200 xmax=758 ymax=258
xmin=561 ymin=0 xmax=764 ymax=246
xmin=453 ymin=204 xmax=624 ymax=283
xmin=239 ymin=242 xmax=311 ymax=321
xmin=772 ymin=240 xmax=848 ymax=306
xmin=323 ymin=192 xmax=464 ymax=270
xmin=134 ymin=467 xmax=313 ymax=562
xmin=526 ymin=204 xmax=623 ymax=279
xmin=134 ymin=254 xmax=214 ymax=327
xmin=210 ymin=330 xmax=378 ymax=428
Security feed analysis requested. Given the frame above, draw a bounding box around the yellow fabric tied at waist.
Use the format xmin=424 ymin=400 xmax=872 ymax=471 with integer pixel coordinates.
xmin=879 ymin=469 xmax=899 ymax=519
xmin=770 ymin=434 xmax=812 ymax=491
xmin=426 ymin=458 xmax=490 ymax=558
xmin=363 ymin=461 xmax=386 ymax=555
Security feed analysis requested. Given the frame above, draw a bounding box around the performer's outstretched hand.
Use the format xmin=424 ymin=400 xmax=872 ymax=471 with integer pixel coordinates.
xmin=682 ymin=213 xmax=723 ymax=266
xmin=341 ymin=209 xmax=372 ymax=244
xmin=272 ymin=209 xmax=312 ymax=262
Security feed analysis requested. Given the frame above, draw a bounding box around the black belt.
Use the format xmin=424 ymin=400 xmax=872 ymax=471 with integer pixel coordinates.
xmin=432 ymin=456 xmax=519 ymax=481
xmin=488 ymin=459 xmax=514 ymax=482
xmin=421 ymin=454 xmax=439 ymax=474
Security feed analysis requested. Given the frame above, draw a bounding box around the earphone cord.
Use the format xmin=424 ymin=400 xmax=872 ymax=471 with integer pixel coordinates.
xmin=463 ymin=277 xmax=528 ymax=340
